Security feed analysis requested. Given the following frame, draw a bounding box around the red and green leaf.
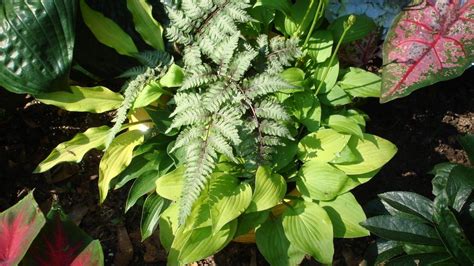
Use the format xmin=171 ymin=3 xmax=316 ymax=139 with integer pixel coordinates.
xmin=380 ymin=0 xmax=474 ymax=103
xmin=71 ymin=240 xmax=104 ymax=266
xmin=23 ymin=204 xmax=98 ymax=266
xmin=0 ymin=192 xmax=46 ymax=266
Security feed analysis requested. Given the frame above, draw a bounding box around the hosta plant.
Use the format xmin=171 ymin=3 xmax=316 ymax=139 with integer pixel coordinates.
xmin=380 ymin=0 xmax=474 ymax=102
xmin=27 ymin=0 xmax=397 ymax=264
xmin=0 ymin=192 xmax=104 ymax=266
xmin=362 ymin=134 xmax=474 ymax=265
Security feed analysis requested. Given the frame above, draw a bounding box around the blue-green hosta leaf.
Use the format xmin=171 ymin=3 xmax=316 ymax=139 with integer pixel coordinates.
xmin=361 ymin=215 xmax=442 ymax=246
xmin=327 ymin=114 xmax=364 ymax=139
xmin=159 ymin=203 xmax=179 ymax=252
xmin=140 ymin=193 xmax=169 ymax=241
xmin=338 ymin=67 xmax=381 ymax=98
xmin=208 ymin=174 xmax=252 ymax=233
xmin=297 ymin=160 xmax=349 ymax=201
xmin=155 ymin=166 xmax=185 ymax=201
xmin=334 ymin=134 xmax=397 ymax=175
xmin=298 ymin=128 xmax=351 ymax=162
xmin=169 ymin=220 xmax=237 ymax=265
xmin=247 ymin=166 xmax=287 ymax=213
xmin=35 ymin=126 xmax=110 ymax=173
xmin=98 ymin=130 xmax=145 ymax=203
xmin=126 ymin=0 xmax=165 ymax=51
xmin=282 ymin=200 xmax=334 ymax=264
xmin=125 ymin=171 xmax=159 ymax=212
xmin=256 ymin=217 xmax=305 ymax=266
xmin=36 ymin=86 xmax=123 ymax=113
xmin=80 ymin=0 xmax=138 ymax=56
xmin=378 ymin=192 xmax=433 ymax=222
xmin=319 ymin=192 xmax=369 ymax=238
xmin=0 ymin=0 xmax=76 ymax=94
xmin=306 ymin=30 xmax=333 ymax=64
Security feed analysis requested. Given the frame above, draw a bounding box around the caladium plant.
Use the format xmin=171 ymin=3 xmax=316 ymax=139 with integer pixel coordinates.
xmin=0 ymin=192 xmax=104 ymax=266
xmin=380 ymin=0 xmax=474 ymax=103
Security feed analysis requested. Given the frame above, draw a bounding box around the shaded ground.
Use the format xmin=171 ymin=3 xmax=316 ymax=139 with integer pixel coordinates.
xmin=0 ymin=68 xmax=472 ymax=265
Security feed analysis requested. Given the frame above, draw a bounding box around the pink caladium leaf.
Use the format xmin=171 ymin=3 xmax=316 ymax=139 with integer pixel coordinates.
xmin=23 ymin=204 xmax=102 ymax=266
xmin=71 ymin=240 xmax=104 ymax=266
xmin=380 ymin=0 xmax=474 ymax=103
xmin=0 ymin=192 xmax=46 ymax=265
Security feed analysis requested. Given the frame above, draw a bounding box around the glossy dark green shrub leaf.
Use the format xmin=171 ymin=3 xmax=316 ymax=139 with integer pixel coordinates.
xmin=458 ymin=134 xmax=474 ymax=164
xmin=370 ymin=240 xmax=404 ymax=265
xmin=0 ymin=0 xmax=77 ymax=94
xmin=385 ymin=253 xmax=454 ymax=266
xmin=379 ymin=192 xmax=433 ymax=222
xmin=361 ymin=215 xmax=442 ymax=246
xmin=433 ymin=189 xmax=474 ymax=264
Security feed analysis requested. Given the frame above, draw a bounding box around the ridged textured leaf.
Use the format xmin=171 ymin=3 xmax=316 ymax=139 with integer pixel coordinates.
xmin=0 ymin=192 xmax=45 ymax=265
xmin=0 ymin=0 xmax=77 ymax=94
xmin=380 ymin=0 xmax=474 ymax=102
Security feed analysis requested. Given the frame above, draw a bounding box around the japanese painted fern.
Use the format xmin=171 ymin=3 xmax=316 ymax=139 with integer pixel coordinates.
xmin=166 ymin=0 xmax=301 ymax=224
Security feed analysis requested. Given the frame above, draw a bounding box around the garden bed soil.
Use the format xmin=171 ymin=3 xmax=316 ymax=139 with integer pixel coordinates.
xmin=0 ymin=68 xmax=472 ymax=265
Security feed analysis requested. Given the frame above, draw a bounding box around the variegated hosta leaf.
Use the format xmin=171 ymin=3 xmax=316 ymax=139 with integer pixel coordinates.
xmin=380 ymin=0 xmax=474 ymax=103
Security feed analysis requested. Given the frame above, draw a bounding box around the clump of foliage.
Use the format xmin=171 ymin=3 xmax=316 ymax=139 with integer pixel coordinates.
xmin=362 ymin=134 xmax=474 ymax=265
xmin=0 ymin=192 xmax=104 ymax=266
xmin=2 ymin=0 xmax=400 ymax=264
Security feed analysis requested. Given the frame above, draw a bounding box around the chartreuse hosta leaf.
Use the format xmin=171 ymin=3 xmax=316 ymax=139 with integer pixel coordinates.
xmin=319 ymin=192 xmax=369 ymax=238
xmin=313 ymin=58 xmax=340 ymax=93
xmin=155 ymin=166 xmax=185 ymax=201
xmin=256 ymin=217 xmax=305 ymax=266
xmin=99 ymin=130 xmax=145 ymax=203
xmin=334 ymin=133 xmax=397 ymax=175
xmin=80 ymin=0 xmax=138 ymax=56
xmin=36 ymin=86 xmax=124 ymax=113
xmin=0 ymin=0 xmax=76 ymax=95
xmin=298 ymin=128 xmax=351 ymax=162
xmin=247 ymin=166 xmax=286 ymax=212
xmin=337 ymin=67 xmax=381 ymax=98
xmin=306 ymin=30 xmax=333 ymax=63
xmin=327 ymin=114 xmax=364 ymax=138
xmin=126 ymin=0 xmax=165 ymax=51
xmin=35 ymin=126 xmax=110 ymax=173
xmin=297 ymin=160 xmax=349 ymax=200
xmin=208 ymin=174 xmax=252 ymax=233
xmin=282 ymin=200 xmax=334 ymax=264
xmin=0 ymin=192 xmax=45 ymax=266
xmin=141 ymin=193 xmax=169 ymax=241
xmin=380 ymin=0 xmax=474 ymax=102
